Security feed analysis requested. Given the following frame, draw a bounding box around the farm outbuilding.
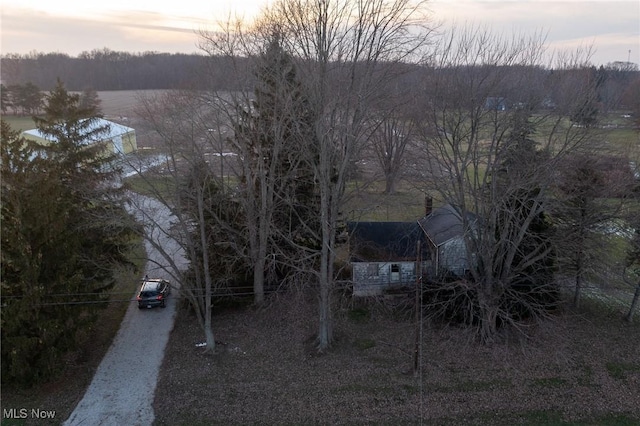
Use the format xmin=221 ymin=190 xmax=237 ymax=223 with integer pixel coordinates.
xmin=347 ymin=221 xmax=429 ymax=296
xmin=22 ymin=118 xmax=137 ymax=156
xmin=348 ymin=203 xmax=479 ymax=296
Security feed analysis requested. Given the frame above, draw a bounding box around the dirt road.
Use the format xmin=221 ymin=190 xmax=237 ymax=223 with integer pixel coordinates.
xmin=64 ymin=195 xmax=186 ymax=425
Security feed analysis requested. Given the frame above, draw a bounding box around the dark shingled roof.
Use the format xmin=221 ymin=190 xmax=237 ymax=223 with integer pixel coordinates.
xmin=418 ymin=204 xmax=476 ymax=246
xmin=348 ymin=205 xmax=477 ymax=262
xmin=347 ymin=222 xmax=425 ymax=262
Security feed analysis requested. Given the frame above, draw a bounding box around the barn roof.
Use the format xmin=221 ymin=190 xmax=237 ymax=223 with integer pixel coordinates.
xmin=23 ymin=118 xmax=134 ymax=145
xmin=347 ymin=221 xmax=425 ymax=262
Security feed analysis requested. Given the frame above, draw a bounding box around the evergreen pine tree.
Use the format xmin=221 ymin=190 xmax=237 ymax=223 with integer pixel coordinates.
xmin=78 ymin=87 xmax=102 ymax=115
xmin=1 ymin=82 xmax=135 ymax=386
xmin=494 ymin=111 xmax=558 ymax=318
xmin=249 ymin=34 xmax=318 ymax=236
xmin=233 ymin=34 xmax=320 ymax=292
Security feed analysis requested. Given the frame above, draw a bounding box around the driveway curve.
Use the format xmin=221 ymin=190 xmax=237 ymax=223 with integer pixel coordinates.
xmin=65 ymin=194 xmax=186 ymax=426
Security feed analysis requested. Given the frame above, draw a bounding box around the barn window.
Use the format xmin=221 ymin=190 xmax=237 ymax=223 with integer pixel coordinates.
xmin=390 ymin=264 xmax=400 ymax=282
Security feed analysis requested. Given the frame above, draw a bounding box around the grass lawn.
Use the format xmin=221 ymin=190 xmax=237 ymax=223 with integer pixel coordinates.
xmin=123 ymin=174 xmax=179 ymax=200
xmin=2 ymin=115 xmax=37 ymax=132
xmin=602 ymin=128 xmax=640 ymax=159
xmin=344 ymin=180 xmax=427 ymax=222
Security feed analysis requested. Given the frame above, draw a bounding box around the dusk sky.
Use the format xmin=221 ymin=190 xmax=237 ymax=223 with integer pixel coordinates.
xmin=1 ymin=0 xmax=638 ymax=66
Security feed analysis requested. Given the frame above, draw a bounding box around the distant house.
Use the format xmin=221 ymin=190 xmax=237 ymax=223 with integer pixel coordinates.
xmin=485 ymin=97 xmax=507 ymax=111
xmin=348 ymin=203 xmax=478 ymax=296
xmin=22 ymin=118 xmax=137 ymax=156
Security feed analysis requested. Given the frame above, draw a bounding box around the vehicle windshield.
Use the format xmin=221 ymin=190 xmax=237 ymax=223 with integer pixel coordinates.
xmin=141 ymin=282 xmax=159 ymax=292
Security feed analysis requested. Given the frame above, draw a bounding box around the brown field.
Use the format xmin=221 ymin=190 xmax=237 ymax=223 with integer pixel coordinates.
xmin=153 ymin=292 xmax=640 ymax=425
xmin=1 ymin=90 xmax=167 ymax=132
xmin=97 ymin=90 xmax=170 ymax=119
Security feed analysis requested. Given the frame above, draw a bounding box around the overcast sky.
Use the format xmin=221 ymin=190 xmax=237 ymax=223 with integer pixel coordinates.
xmin=1 ymin=0 xmax=638 ymax=66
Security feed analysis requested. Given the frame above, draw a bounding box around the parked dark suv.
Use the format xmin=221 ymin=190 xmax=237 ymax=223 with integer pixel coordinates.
xmin=136 ymin=279 xmax=171 ymax=309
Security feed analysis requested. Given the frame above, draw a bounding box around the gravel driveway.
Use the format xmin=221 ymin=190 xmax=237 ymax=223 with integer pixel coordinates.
xmin=65 ymin=195 xmax=186 ymax=426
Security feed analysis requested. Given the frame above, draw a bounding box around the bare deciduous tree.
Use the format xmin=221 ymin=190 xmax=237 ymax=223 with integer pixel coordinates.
xmin=198 ymin=26 xmax=318 ymax=306
xmin=130 ymin=90 xmax=239 ymax=353
xmin=553 ymin=153 xmax=632 ymax=308
xmin=258 ymin=0 xmax=433 ymax=350
xmin=414 ymin=25 xmax=598 ymax=341
xmin=372 ymin=115 xmax=414 ymax=194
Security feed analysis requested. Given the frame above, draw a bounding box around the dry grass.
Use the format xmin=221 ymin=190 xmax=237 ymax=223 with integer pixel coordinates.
xmin=97 ymin=90 xmax=170 ymax=120
xmin=153 ymin=292 xmax=640 ymax=425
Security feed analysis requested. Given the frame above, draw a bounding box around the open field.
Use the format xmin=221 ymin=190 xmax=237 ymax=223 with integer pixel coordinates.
xmin=1 ymin=115 xmax=38 ymax=132
xmin=0 ymin=90 xmax=167 ymax=129
xmin=95 ymin=90 xmax=172 ymax=122
xmin=96 ymin=90 xmax=149 ymax=119
xmin=153 ymin=291 xmax=640 ymax=425
xmin=3 ymin=91 xmax=637 ymax=168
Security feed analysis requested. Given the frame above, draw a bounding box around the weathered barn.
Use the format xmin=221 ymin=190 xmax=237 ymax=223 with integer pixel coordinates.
xmin=347 ymin=221 xmax=429 ymax=296
xmin=22 ymin=118 xmax=137 ymax=156
xmin=348 ymin=203 xmax=479 ymax=296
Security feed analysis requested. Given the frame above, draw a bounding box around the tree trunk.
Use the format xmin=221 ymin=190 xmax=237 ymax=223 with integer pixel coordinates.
xmin=573 ymin=230 xmax=585 ymax=309
xmin=198 ymin=188 xmax=215 ymax=353
xmin=316 ymin=185 xmax=333 ymax=351
xmin=573 ymin=273 xmax=582 ymax=308
xmin=480 ymin=304 xmax=498 ymax=343
xmin=478 ymin=283 xmax=499 ymax=343
xmin=254 ymin=177 xmax=272 ymax=305
xmin=317 ymin=249 xmax=332 ymax=350
xmin=625 ymin=279 xmax=640 ymax=323
xmin=204 ymin=322 xmax=216 ymax=352
xmin=385 ymin=172 xmax=397 ymax=194
xmin=245 ymin=188 xmax=267 ymax=306
xmin=254 ymin=252 xmax=266 ymax=305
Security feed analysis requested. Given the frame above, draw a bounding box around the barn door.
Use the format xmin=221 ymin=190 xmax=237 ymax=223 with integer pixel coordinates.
xmin=390 ymin=264 xmax=400 ymax=282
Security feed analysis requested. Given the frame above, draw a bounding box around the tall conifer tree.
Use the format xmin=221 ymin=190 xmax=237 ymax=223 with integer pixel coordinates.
xmin=1 ymin=81 xmax=135 ymax=385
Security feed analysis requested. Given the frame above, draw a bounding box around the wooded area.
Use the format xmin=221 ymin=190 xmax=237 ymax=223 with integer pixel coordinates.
xmin=1 ymin=50 xmax=219 ymax=91
xmin=1 ymin=47 xmax=638 ymax=113
xmin=124 ymin=0 xmax=639 ymax=354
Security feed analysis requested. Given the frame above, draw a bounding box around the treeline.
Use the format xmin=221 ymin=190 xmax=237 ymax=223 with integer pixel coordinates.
xmin=1 ymin=83 xmax=102 ymax=118
xmin=1 ymin=82 xmax=44 ymax=115
xmin=1 ymin=49 xmax=638 ymax=115
xmin=0 ymin=49 xmax=247 ymax=91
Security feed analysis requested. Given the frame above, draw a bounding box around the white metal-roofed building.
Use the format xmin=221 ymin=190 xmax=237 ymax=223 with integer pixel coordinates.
xmin=22 ymin=118 xmax=137 ymax=156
